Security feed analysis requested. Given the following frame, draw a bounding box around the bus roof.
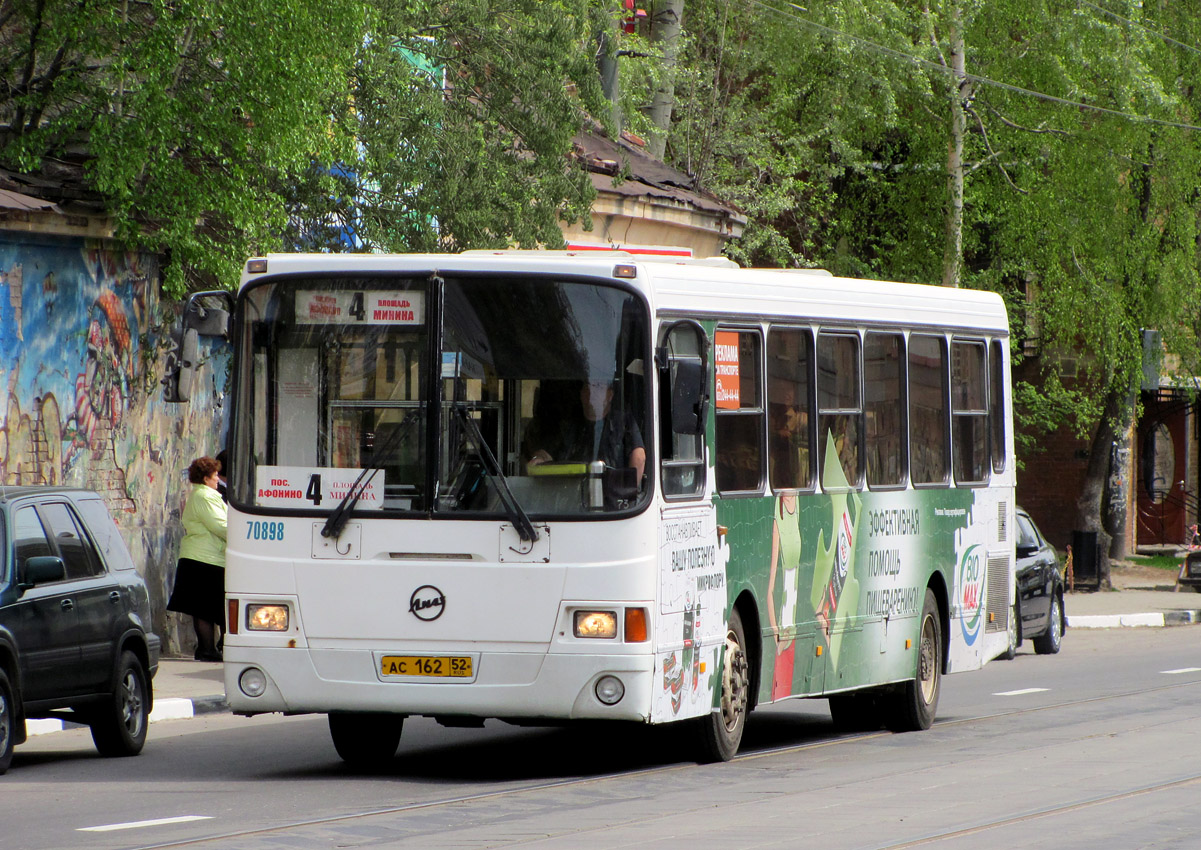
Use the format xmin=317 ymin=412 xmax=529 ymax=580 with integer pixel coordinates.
xmin=244 ymin=253 xmax=1009 ymax=336
xmin=642 ymin=262 xmax=1009 ymax=335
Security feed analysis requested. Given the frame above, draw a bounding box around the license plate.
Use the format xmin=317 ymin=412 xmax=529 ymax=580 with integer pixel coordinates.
xmin=380 ymin=655 xmax=473 ymax=678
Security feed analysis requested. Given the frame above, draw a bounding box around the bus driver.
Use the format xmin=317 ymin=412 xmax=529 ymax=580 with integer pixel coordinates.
xmin=526 ymin=379 xmax=646 ymax=483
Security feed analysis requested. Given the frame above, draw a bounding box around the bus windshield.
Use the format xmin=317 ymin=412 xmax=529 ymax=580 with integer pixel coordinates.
xmin=230 ymin=273 xmax=651 ymax=517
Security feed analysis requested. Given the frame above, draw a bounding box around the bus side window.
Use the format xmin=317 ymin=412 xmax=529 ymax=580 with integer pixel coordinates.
xmin=766 ymin=327 xmax=814 ymax=491
xmin=817 ymin=332 xmax=862 ymax=489
xmin=952 ymin=339 xmax=988 ymax=485
xmin=990 ymin=339 xmax=1007 ymax=474
xmin=865 ymin=331 xmax=907 ymax=488
xmin=714 ymin=328 xmax=764 ymax=494
xmin=660 ymin=323 xmax=708 ymax=498
xmin=909 ymin=334 xmax=950 ymax=486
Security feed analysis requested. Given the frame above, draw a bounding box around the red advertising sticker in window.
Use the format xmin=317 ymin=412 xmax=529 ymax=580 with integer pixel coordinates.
xmin=715 ymin=331 xmax=741 ymax=410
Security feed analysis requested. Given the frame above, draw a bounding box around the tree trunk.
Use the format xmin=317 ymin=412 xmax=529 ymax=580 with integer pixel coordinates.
xmin=942 ymin=3 xmax=966 ymax=289
xmin=596 ymin=31 xmax=622 ymax=130
xmin=646 ymin=0 xmax=684 ymax=160
xmin=1076 ymin=382 xmax=1132 ymax=587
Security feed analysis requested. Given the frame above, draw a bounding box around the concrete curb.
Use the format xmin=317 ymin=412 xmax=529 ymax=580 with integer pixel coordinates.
xmin=1067 ymin=611 xmax=1201 ymax=629
xmin=26 ymin=695 xmax=229 ymax=738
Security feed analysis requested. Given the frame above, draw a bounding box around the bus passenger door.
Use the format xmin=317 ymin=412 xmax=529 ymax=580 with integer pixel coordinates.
xmin=651 ymin=321 xmax=726 ymax=724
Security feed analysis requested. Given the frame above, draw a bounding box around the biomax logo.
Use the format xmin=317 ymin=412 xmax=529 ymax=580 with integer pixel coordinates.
xmin=958 ymin=544 xmax=985 ymax=645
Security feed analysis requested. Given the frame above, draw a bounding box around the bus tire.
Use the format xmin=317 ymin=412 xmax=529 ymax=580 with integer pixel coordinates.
xmin=886 ymin=588 xmax=941 ymax=732
xmin=696 ymin=607 xmax=749 ymax=763
xmin=328 ymin=712 xmax=403 ymax=767
xmin=1033 ymin=593 xmax=1063 ymax=655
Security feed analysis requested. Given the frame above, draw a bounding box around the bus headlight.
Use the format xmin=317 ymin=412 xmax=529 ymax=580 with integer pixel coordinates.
xmin=574 ymin=611 xmax=617 ymax=639
xmin=247 ymin=604 xmax=289 ymax=631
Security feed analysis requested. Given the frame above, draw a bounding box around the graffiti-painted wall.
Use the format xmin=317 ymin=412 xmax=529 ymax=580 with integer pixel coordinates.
xmin=0 ymin=231 xmax=227 ymax=654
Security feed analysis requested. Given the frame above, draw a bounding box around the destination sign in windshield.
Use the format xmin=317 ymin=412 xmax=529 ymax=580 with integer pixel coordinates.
xmin=295 ymin=290 xmax=424 ymax=325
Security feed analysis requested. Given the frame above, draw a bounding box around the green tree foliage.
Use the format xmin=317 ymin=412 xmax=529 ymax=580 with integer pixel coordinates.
xmin=0 ymin=0 xmax=606 ymax=294
xmin=0 ymin=0 xmax=365 ymax=295
xmin=660 ymin=0 xmax=1201 ymax=549
xmin=909 ymin=1 xmax=1201 ymax=544
xmin=285 ymin=0 xmax=607 ymax=255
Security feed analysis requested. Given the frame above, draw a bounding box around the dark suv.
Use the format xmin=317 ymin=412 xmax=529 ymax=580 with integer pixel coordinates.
xmin=0 ymin=487 xmax=160 ymax=774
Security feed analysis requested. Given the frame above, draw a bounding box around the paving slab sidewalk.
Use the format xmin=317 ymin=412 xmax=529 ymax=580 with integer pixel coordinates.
xmin=27 ymin=567 xmax=1200 ymax=737
xmin=1066 ymin=565 xmax=1201 ymax=629
xmin=146 ymin=572 xmax=1201 ymax=712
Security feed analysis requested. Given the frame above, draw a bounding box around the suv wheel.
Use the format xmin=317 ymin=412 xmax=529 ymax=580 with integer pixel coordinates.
xmin=90 ymin=651 xmax=149 ymax=757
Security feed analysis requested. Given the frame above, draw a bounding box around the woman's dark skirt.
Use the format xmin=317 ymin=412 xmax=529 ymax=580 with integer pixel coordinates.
xmin=166 ymin=557 xmax=226 ymax=627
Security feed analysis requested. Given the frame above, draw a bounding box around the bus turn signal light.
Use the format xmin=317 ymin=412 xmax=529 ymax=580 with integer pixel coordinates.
xmin=625 ymin=608 xmax=648 ymax=642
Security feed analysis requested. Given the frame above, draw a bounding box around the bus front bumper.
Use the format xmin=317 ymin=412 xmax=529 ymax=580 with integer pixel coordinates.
xmin=223 ymin=647 xmax=658 ymax=723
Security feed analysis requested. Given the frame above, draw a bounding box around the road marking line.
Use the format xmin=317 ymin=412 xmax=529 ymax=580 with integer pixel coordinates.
xmin=1162 ymin=667 xmax=1201 ymax=675
xmin=994 ymin=688 xmax=1049 ymax=696
xmin=78 ymin=816 xmax=213 ymax=832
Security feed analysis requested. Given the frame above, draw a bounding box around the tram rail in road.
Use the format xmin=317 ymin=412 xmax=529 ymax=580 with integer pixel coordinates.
xmin=46 ymin=657 xmax=1201 ymax=850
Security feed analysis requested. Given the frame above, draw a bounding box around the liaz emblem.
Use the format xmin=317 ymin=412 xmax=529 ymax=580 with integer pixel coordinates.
xmin=409 ymin=585 xmax=446 ymax=621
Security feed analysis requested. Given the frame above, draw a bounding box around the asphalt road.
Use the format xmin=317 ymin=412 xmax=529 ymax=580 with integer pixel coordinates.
xmin=3 ymin=626 xmax=1200 ymax=850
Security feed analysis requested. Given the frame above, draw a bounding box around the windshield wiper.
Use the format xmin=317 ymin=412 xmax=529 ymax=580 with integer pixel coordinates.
xmin=321 ymin=413 xmax=419 ymax=540
xmin=453 ymin=404 xmax=539 ymax=543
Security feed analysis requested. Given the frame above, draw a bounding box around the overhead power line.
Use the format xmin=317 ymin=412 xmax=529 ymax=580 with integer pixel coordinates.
xmin=1080 ymin=0 xmax=1201 ymax=60
xmin=745 ymin=0 xmax=1201 ymax=133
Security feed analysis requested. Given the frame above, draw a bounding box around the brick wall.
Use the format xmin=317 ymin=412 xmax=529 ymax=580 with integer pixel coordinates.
xmin=1015 ymin=417 xmax=1091 ymax=550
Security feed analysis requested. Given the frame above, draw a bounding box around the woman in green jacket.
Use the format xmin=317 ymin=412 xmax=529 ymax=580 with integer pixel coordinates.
xmin=167 ymin=456 xmax=228 ymax=661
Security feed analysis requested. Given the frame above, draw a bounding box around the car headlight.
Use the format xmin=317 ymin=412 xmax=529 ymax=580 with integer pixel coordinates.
xmin=573 ymin=610 xmax=617 ymax=639
xmin=246 ymin=604 xmax=289 ymax=631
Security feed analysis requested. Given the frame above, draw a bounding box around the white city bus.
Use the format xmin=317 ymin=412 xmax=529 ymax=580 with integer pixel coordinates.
xmin=200 ymin=251 xmax=1015 ymax=764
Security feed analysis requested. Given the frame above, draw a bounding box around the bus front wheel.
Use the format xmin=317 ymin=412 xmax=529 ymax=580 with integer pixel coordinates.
xmin=328 ymin=712 xmax=403 ymax=768
xmin=696 ymin=607 xmax=749 ymax=762
xmin=886 ymin=588 xmax=941 ymax=732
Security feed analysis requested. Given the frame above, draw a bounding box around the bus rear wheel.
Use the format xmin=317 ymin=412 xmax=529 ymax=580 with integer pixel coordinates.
xmin=328 ymin=712 xmax=403 ymax=768
xmin=696 ymin=607 xmax=749 ymax=762
xmin=886 ymin=588 xmax=941 ymax=732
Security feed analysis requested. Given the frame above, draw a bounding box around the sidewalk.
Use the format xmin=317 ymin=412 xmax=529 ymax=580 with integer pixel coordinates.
xmin=1065 ymin=563 xmax=1201 ymax=629
xmin=142 ymin=569 xmax=1200 ymax=712
xmin=145 ymin=569 xmax=1201 ymax=709
xmin=23 ymin=658 xmax=226 ymax=738
xmin=26 ymin=568 xmax=1201 ymax=738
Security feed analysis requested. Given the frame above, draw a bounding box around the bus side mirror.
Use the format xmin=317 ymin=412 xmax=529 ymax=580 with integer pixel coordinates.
xmin=184 ymin=300 xmax=231 ymax=338
xmin=163 ymin=289 xmax=235 ymax=403
xmin=671 ymin=361 xmax=708 ymax=435
xmin=162 ymin=327 xmax=199 ymax=403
